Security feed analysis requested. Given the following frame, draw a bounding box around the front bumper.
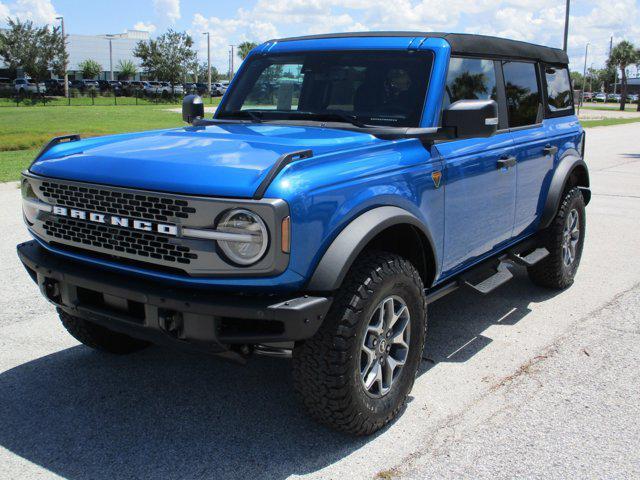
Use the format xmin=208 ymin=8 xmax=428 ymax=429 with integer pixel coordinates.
xmin=17 ymin=241 xmax=331 ymax=356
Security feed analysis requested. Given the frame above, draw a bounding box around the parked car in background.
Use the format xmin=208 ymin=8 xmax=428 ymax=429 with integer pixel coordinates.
xmin=70 ymin=80 xmax=99 ymax=93
xmin=97 ymin=80 xmax=123 ymax=95
xmin=184 ymin=83 xmax=210 ymax=95
xmin=1 ymin=77 xmax=14 ymax=95
xmin=607 ymin=93 xmax=621 ymax=102
xmin=159 ymin=81 xmax=184 ymax=96
xmin=626 ymin=93 xmax=638 ymax=103
xmin=43 ymin=79 xmax=69 ymax=96
xmin=582 ymin=92 xmax=594 ymax=102
xmin=593 ymin=93 xmax=607 ymax=102
xmin=14 ymin=78 xmax=47 ymax=95
xmin=213 ymin=82 xmax=229 ymax=96
xmin=143 ymin=81 xmax=160 ymax=96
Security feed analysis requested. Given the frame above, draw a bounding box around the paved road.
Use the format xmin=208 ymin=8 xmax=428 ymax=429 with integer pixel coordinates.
xmin=1 ymin=124 xmax=639 ymax=479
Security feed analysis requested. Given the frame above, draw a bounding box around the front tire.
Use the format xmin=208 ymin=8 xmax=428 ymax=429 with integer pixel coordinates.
xmin=292 ymin=252 xmax=427 ymax=435
xmin=58 ymin=309 xmax=150 ymax=354
xmin=528 ymin=187 xmax=586 ymax=289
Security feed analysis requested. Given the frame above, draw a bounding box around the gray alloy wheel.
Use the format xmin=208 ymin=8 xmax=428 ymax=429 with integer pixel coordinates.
xmin=562 ymin=208 xmax=580 ymax=266
xmin=360 ymin=295 xmax=411 ymax=398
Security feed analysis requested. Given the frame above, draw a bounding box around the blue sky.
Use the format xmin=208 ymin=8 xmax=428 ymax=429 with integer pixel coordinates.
xmin=1 ymin=0 xmax=639 ymax=73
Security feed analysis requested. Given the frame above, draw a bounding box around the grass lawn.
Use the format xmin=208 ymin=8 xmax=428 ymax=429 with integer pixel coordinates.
xmin=581 ymin=117 xmax=640 ymax=128
xmin=582 ymin=104 xmax=639 ymax=112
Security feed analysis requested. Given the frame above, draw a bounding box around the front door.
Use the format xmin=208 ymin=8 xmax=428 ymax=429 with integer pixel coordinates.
xmin=437 ymin=57 xmax=517 ymax=276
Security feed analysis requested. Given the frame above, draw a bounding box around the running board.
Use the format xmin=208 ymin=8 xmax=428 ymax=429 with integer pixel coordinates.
xmin=508 ymin=247 xmax=549 ymax=267
xmin=463 ymin=261 xmax=513 ymax=295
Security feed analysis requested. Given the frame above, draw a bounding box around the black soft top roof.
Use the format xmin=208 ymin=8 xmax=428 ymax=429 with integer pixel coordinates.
xmin=270 ymin=32 xmax=568 ymax=65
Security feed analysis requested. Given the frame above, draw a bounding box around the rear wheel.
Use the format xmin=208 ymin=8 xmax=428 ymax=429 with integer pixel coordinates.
xmin=292 ymin=252 xmax=427 ymax=435
xmin=528 ymin=187 xmax=585 ymax=289
xmin=58 ymin=309 xmax=150 ymax=354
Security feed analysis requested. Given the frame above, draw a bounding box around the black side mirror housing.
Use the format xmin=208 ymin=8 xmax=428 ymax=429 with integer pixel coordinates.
xmin=182 ymin=94 xmax=205 ymax=124
xmin=442 ymin=99 xmax=498 ymax=139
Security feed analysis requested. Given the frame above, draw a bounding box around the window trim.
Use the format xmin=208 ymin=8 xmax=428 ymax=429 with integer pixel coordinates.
xmin=541 ymin=63 xmax=575 ymax=118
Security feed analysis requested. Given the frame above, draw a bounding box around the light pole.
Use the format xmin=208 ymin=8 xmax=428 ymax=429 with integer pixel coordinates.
xmin=203 ymin=32 xmax=211 ymax=101
xmin=106 ymin=34 xmax=114 ymax=81
xmin=578 ymin=42 xmax=589 ymax=114
xmin=562 ymin=0 xmax=570 ymax=52
xmin=55 ymin=16 xmax=68 ymax=98
xmin=229 ymin=44 xmax=235 ymax=79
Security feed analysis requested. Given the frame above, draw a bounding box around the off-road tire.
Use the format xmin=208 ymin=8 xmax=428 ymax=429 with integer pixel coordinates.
xmin=58 ymin=309 xmax=150 ymax=354
xmin=528 ymin=187 xmax=586 ymax=289
xmin=292 ymin=252 xmax=427 ymax=435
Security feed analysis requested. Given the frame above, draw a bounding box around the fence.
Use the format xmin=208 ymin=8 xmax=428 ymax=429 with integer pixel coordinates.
xmin=0 ymin=87 xmax=218 ymax=107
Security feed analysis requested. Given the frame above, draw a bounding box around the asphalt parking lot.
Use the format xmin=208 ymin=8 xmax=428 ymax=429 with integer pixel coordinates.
xmin=1 ymin=123 xmax=639 ymax=479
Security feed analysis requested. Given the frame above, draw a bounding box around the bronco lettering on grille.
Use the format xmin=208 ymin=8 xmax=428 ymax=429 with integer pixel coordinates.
xmin=52 ymin=206 xmax=178 ymax=236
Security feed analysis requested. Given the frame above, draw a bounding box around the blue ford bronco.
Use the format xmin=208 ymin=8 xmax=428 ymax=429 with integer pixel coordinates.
xmin=18 ymin=32 xmax=589 ymax=435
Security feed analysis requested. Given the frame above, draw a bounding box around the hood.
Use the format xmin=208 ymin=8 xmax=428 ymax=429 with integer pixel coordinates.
xmin=30 ymin=124 xmax=382 ymax=197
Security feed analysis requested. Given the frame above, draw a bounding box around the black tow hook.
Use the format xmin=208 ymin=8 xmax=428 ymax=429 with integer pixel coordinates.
xmin=158 ymin=309 xmax=184 ymax=338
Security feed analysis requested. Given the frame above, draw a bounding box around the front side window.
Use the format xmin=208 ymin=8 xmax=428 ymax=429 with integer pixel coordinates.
xmin=502 ymin=61 xmax=541 ymax=127
xmin=443 ymin=57 xmax=497 ymax=108
xmin=220 ymin=51 xmax=434 ymax=127
xmin=544 ymin=66 xmax=573 ymax=113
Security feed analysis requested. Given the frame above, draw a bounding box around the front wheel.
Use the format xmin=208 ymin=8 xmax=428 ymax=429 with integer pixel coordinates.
xmin=528 ymin=187 xmax=586 ymax=289
xmin=292 ymin=252 xmax=427 ymax=435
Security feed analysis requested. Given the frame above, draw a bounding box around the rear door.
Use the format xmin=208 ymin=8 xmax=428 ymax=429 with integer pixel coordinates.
xmin=502 ymin=61 xmax=553 ymax=237
xmin=438 ymin=57 xmax=517 ymax=275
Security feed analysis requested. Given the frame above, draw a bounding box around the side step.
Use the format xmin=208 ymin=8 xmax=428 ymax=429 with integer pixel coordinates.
xmin=463 ymin=262 xmax=513 ymax=295
xmin=509 ymin=247 xmax=549 ymax=267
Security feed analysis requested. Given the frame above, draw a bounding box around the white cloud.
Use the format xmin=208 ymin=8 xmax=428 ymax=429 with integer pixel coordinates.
xmin=190 ymin=0 xmax=640 ymax=73
xmin=153 ymin=0 xmax=180 ymax=23
xmin=133 ymin=21 xmax=156 ymax=33
xmin=1 ymin=0 xmax=58 ymax=25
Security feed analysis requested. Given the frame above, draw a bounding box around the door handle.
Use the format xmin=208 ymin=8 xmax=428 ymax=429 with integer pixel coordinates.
xmin=497 ymin=156 xmax=517 ymax=169
xmin=543 ymin=144 xmax=558 ymax=156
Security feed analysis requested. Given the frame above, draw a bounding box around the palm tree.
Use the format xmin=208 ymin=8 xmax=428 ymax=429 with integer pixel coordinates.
xmin=607 ymin=40 xmax=638 ymax=111
xmin=117 ymin=59 xmax=137 ymax=80
xmin=237 ymin=41 xmax=258 ymax=61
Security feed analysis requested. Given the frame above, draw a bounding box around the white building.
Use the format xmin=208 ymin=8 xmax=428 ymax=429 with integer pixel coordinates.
xmin=0 ymin=29 xmax=149 ymax=80
xmin=67 ymin=30 xmax=149 ymax=80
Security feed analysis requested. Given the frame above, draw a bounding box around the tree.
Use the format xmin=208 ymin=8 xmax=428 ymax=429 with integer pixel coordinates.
xmin=607 ymin=40 xmax=639 ymax=110
xmin=0 ymin=18 xmax=67 ymax=93
xmin=117 ymin=59 xmax=137 ymax=80
xmin=237 ymin=41 xmax=258 ymax=61
xmin=134 ymin=29 xmax=197 ymax=87
xmin=79 ymin=59 xmax=102 ymax=79
xmin=570 ymin=71 xmax=584 ymax=90
xmin=192 ymin=62 xmax=219 ymax=83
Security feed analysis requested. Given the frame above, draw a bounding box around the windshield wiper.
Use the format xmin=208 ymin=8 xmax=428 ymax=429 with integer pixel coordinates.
xmin=221 ymin=110 xmax=264 ymax=123
xmin=292 ymin=112 xmax=369 ymax=128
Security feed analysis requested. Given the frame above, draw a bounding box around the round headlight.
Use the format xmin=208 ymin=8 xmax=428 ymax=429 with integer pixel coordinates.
xmin=217 ymin=209 xmax=268 ymax=265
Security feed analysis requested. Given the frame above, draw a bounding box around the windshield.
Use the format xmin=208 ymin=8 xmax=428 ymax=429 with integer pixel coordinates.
xmin=219 ymin=51 xmax=433 ymax=127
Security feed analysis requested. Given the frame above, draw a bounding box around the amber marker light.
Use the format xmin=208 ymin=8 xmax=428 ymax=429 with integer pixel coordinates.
xmin=281 ymin=216 xmax=291 ymax=253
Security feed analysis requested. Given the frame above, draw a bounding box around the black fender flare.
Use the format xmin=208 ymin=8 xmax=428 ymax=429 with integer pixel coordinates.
xmin=539 ymin=153 xmax=590 ymax=230
xmin=306 ymin=206 xmax=437 ymax=292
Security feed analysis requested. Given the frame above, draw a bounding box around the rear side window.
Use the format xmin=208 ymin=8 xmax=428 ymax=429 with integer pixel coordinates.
xmin=502 ymin=61 xmax=541 ymax=127
xmin=444 ymin=57 xmax=497 ymax=108
xmin=544 ymin=66 xmax=573 ymax=113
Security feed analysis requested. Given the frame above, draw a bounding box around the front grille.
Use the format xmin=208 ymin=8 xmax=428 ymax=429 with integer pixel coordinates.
xmin=44 ymin=217 xmax=197 ymax=265
xmin=38 ymin=181 xmax=196 ymax=222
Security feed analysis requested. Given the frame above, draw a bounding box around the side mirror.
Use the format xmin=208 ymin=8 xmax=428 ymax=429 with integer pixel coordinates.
xmin=442 ymin=99 xmax=498 ymax=139
xmin=182 ymin=94 xmax=204 ymax=124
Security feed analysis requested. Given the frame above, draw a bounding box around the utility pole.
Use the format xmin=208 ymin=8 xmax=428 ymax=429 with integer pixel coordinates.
xmin=229 ymin=44 xmax=235 ymax=79
xmin=609 ymin=36 xmax=617 ymax=95
xmin=562 ymin=0 xmax=570 ymax=52
xmin=203 ymin=32 xmax=211 ymax=100
xmin=578 ymin=42 xmax=589 ymax=114
xmin=106 ymin=34 xmax=114 ymax=81
xmin=56 ymin=16 xmax=68 ymax=98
